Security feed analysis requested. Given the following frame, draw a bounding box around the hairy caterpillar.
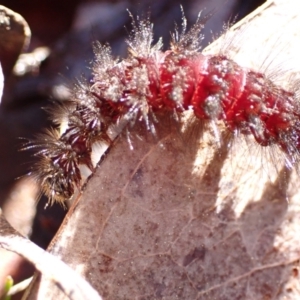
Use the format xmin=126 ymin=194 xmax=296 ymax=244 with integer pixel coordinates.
xmin=31 ymin=11 xmax=300 ymax=205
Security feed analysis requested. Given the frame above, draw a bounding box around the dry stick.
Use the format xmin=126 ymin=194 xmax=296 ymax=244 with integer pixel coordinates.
xmin=0 ymin=5 xmax=31 ymax=79
xmin=6 ymin=277 xmax=33 ymax=297
xmin=0 ymin=209 xmax=102 ymax=300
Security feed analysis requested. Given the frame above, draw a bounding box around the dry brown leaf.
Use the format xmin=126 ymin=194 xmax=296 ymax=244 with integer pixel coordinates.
xmin=25 ymin=0 xmax=300 ymax=299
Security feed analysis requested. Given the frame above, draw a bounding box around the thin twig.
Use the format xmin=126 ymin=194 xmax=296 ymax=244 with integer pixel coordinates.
xmin=0 ymin=209 xmax=102 ymax=300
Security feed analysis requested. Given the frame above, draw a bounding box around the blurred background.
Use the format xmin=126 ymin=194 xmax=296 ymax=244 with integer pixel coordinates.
xmin=0 ymin=0 xmax=265 ymax=298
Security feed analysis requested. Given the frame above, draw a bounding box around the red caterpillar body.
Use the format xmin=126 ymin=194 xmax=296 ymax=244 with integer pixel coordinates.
xmin=34 ymin=15 xmax=300 ymax=205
